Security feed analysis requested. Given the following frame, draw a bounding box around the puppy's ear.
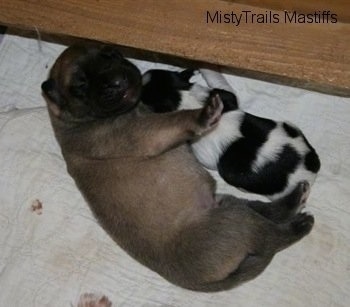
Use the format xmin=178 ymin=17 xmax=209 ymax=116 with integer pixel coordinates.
xmin=179 ymin=69 xmax=195 ymax=82
xmin=41 ymin=79 xmax=62 ymax=116
xmin=42 ymin=79 xmax=60 ymax=103
xmin=173 ymin=69 xmax=194 ymax=90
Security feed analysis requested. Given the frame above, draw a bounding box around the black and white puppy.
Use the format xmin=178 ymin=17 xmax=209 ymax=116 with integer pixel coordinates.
xmin=141 ymin=69 xmax=321 ymax=200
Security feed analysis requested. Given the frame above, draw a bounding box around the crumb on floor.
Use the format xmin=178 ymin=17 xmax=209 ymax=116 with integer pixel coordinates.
xmin=76 ymin=293 xmax=112 ymax=307
xmin=30 ymin=199 xmax=43 ymax=215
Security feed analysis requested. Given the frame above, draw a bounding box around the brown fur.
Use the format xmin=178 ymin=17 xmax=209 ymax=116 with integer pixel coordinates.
xmin=42 ymin=45 xmax=314 ymax=292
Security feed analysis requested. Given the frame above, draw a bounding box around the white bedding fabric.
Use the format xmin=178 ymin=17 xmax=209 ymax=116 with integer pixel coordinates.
xmin=0 ymin=33 xmax=349 ymax=307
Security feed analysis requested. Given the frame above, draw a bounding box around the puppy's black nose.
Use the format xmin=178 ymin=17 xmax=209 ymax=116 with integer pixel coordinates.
xmin=113 ymin=74 xmax=128 ymax=91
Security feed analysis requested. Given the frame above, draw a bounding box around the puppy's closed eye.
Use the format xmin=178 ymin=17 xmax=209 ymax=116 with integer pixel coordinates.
xmin=70 ymin=74 xmax=89 ymax=98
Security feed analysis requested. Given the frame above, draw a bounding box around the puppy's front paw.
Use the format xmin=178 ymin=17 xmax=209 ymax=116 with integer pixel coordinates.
xmin=198 ymin=94 xmax=224 ymax=133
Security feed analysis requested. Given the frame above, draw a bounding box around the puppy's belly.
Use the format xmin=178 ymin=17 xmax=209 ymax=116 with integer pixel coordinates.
xmin=69 ymin=146 xmax=216 ymax=241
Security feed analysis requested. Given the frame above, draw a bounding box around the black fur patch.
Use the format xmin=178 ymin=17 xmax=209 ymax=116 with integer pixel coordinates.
xmin=219 ymin=144 xmax=301 ymax=195
xmin=217 ymin=114 xmax=303 ymax=196
xmin=208 ymin=89 xmax=238 ymax=113
xmin=283 ymin=123 xmax=300 ymax=138
xmin=141 ymin=69 xmax=193 ymax=113
xmin=218 ymin=114 xmax=277 ymax=173
xmin=301 ymin=134 xmax=321 ymax=173
xmin=304 ymin=150 xmax=321 ymax=173
xmin=241 ymin=113 xmax=277 ymax=140
xmin=218 ymin=113 xmax=276 ymax=177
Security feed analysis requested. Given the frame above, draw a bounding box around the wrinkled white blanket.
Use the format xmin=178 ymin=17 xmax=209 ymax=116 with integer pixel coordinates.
xmin=0 ymin=32 xmax=349 ymax=307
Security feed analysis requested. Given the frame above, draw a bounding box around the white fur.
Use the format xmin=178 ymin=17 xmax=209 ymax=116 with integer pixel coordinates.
xmin=251 ymin=121 xmax=317 ymax=199
xmin=252 ymin=122 xmax=309 ymax=172
xmin=199 ymin=68 xmax=235 ymax=93
xmin=142 ymin=71 xmax=152 ymax=86
xmin=188 ymin=83 xmax=211 ymax=103
xmin=179 ymin=85 xmax=209 ymax=110
xmin=192 ymin=111 xmax=244 ymax=170
xmin=178 ymin=85 xmax=318 ymax=200
xmin=179 ymin=87 xmax=243 ymax=170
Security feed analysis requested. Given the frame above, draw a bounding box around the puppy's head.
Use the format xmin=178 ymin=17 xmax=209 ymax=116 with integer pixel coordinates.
xmin=141 ymin=69 xmax=194 ymax=113
xmin=42 ymin=45 xmax=142 ymax=121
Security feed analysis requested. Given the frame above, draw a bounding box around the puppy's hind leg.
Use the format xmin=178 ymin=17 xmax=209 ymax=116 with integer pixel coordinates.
xmin=190 ymin=211 xmax=313 ymax=292
xmin=169 ymin=199 xmax=314 ymax=292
